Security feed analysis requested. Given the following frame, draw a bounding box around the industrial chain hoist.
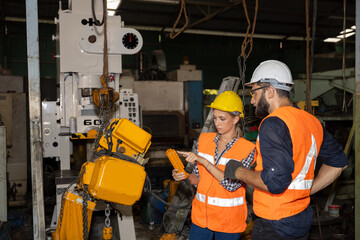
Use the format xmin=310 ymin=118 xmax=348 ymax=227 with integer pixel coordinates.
xmin=52 ymin=117 xmax=152 ymax=240
xmin=52 ymin=0 xmax=151 ymax=238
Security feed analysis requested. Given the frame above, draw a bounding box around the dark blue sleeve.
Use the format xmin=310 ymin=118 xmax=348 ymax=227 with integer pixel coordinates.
xmin=259 ymin=117 xmax=294 ymax=194
xmin=318 ymin=126 xmax=348 ymax=167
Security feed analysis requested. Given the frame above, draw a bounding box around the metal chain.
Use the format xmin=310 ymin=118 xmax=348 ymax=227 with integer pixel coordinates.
xmin=90 ymin=106 xmax=111 ymax=162
xmin=82 ymin=185 xmax=89 ymax=240
xmin=91 ymin=0 xmax=112 ymax=162
xmin=105 ymin=202 xmax=111 ymax=228
xmin=237 ymin=55 xmax=247 ymax=136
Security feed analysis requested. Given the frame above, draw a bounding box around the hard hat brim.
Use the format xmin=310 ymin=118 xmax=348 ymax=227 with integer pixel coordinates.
xmin=244 ymin=82 xmax=255 ymax=87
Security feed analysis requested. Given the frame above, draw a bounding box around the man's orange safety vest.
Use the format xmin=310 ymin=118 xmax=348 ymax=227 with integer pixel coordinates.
xmin=192 ymin=132 xmax=255 ymax=233
xmin=253 ymin=106 xmax=323 ymax=220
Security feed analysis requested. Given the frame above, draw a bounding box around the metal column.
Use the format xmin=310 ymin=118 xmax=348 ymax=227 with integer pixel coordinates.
xmin=355 ymin=0 xmax=360 ymax=239
xmin=25 ymin=0 xmax=45 ymax=239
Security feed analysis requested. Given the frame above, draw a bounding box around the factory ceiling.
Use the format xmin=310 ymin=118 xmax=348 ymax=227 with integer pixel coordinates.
xmin=2 ymin=0 xmax=356 ymax=42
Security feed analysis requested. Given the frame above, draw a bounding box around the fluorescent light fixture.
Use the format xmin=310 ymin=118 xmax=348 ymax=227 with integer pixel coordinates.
xmin=340 ymin=28 xmax=353 ymax=34
xmin=351 ymin=25 xmax=356 ymax=30
xmin=336 ymin=32 xmax=356 ymax=38
xmin=324 ymin=38 xmax=341 ymax=43
xmin=107 ymin=0 xmax=121 ymax=16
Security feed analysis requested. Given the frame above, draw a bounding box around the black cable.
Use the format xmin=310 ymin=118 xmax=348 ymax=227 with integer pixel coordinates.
xmin=91 ymin=0 xmax=104 ymax=26
xmin=150 ymin=191 xmax=191 ymax=209
xmin=144 ymin=175 xmax=154 ymax=227
xmin=109 ymin=202 xmax=123 ymax=220
xmin=145 ymin=175 xmax=192 ymax=209
xmin=93 ymin=149 xmax=139 ymax=164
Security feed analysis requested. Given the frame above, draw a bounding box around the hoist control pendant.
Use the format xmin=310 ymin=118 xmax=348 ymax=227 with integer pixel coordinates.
xmin=92 ymin=87 xmax=119 ymax=109
xmin=166 ymin=149 xmax=189 ymax=178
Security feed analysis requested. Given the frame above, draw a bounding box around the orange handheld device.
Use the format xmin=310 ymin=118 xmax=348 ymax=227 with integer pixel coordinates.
xmin=166 ymin=149 xmax=189 ymax=178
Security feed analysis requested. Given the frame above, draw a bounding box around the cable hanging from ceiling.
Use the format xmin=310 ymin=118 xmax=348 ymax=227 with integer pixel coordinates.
xmin=169 ymin=0 xmax=189 ymax=39
xmin=237 ymin=0 xmax=258 ymax=135
xmin=305 ymin=0 xmax=311 ymax=113
xmin=342 ymin=0 xmax=348 ymax=113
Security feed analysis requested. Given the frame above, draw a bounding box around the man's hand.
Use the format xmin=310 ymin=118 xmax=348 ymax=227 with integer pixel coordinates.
xmin=224 ymin=160 xmax=244 ymax=180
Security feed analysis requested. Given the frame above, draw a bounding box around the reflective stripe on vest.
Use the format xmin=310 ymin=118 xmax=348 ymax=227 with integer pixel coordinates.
xmin=288 ymin=134 xmax=317 ymax=190
xmin=196 ymin=192 xmax=206 ymax=203
xmin=198 ymin=152 xmax=232 ymax=165
xmin=198 ymin=152 xmax=213 ymax=163
xmin=196 ymin=193 xmax=244 ymax=207
xmin=208 ymin=196 xmax=244 ymax=207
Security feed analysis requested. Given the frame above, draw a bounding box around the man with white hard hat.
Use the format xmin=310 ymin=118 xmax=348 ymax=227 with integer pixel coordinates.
xmin=224 ymin=60 xmax=348 ymax=239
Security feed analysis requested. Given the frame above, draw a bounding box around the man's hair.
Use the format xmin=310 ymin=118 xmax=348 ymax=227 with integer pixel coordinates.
xmin=258 ymin=82 xmax=290 ymax=99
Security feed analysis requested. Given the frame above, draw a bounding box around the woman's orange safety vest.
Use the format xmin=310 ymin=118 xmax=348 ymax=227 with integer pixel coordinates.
xmin=192 ymin=132 xmax=255 ymax=233
xmin=253 ymin=106 xmax=323 ymax=220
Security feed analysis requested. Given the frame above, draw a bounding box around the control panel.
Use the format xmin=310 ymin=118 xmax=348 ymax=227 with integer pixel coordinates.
xmin=119 ymin=89 xmax=140 ymax=126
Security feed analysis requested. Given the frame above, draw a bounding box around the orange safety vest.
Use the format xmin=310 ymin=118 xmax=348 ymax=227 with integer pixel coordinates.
xmin=192 ymin=132 xmax=255 ymax=233
xmin=253 ymin=106 xmax=323 ymax=220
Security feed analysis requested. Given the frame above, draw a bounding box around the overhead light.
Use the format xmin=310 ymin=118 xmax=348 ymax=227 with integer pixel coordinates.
xmin=351 ymin=25 xmax=356 ymax=30
xmin=340 ymin=28 xmax=353 ymax=34
xmin=107 ymin=0 xmax=121 ymax=16
xmin=324 ymin=38 xmax=341 ymax=43
xmin=337 ymin=32 xmax=356 ymax=38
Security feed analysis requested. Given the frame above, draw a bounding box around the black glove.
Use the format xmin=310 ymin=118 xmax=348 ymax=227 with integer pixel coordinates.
xmin=224 ymin=160 xmax=244 ymax=180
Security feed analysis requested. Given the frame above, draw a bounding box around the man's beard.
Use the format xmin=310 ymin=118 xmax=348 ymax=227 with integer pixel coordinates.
xmin=255 ymin=93 xmax=270 ymax=118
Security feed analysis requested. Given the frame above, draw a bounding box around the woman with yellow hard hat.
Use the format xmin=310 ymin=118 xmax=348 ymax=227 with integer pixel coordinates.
xmin=173 ymin=91 xmax=255 ymax=240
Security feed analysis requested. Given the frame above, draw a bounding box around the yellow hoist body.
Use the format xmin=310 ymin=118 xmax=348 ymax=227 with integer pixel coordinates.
xmin=53 ymin=118 xmax=152 ymax=239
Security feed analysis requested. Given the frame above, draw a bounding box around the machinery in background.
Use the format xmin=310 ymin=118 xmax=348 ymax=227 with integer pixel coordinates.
xmin=0 ymin=92 xmax=28 ymax=207
xmin=134 ymin=51 xmax=204 ymax=147
xmin=45 ymin=0 xmax=142 ymax=168
xmin=293 ymin=67 xmax=354 ymax=119
xmin=41 ymin=0 xmax=144 ymax=237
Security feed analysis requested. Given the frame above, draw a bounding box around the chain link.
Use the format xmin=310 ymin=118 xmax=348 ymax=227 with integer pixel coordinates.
xmin=90 ymin=105 xmax=112 ymax=162
xmin=82 ymin=186 xmax=89 ymax=240
xmin=237 ymin=55 xmax=247 ymax=135
xmin=105 ymin=202 xmax=111 ymax=228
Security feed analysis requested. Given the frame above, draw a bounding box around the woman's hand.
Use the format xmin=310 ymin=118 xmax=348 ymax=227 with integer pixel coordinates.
xmin=177 ymin=151 xmax=205 ymax=165
xmin=172 ymin=169 xmax=186 ymax=181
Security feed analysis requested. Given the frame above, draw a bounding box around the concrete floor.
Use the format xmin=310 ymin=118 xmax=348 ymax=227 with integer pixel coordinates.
xmin=6 ymin=205 xmax=170 ymax=240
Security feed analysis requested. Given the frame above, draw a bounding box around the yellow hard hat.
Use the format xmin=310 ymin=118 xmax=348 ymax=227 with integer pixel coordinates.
xmin=207 ymin=91 xmax=244 ymax=117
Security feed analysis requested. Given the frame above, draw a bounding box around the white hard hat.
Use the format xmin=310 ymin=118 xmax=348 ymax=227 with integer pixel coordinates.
xmin=245 ymin=60 xmax=293 ymax=92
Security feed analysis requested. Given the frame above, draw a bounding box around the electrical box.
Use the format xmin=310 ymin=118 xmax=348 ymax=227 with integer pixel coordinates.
xmin=185 ymin=81 xmax=203 ymax=132
xmin=134 ymin=81 xmax=184 ymax=111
